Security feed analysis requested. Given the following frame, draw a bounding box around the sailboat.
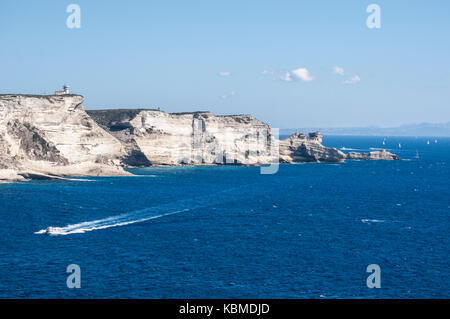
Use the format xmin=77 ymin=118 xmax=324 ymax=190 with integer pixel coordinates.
xmin=398 ymin=143 xmax=402 ymax=148
xmin=382 ymin=139 xmax=386 ymax=146
xmin=414 ymin=150 xmax=420 ymax=159
xmin=427 ymin=140 xmax=430 ymax=145
xmin=435 ymin=139 xmax=438 ymax=143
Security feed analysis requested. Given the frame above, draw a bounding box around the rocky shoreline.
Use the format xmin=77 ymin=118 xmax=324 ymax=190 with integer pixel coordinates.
xmin=0 ymin=94 xmax=399 ymax=182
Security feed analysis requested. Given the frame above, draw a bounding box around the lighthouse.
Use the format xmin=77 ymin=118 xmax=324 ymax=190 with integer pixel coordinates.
xmin=55 ymin=84 xmax=70 ymax=95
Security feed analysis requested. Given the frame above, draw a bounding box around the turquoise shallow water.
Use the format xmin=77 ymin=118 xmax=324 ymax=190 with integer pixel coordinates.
xmin=0 ymin=136 xmax=449 ymax=298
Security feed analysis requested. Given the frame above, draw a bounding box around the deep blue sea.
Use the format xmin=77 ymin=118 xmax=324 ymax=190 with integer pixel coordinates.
xmin=0 ymin=136 xmax=448 ymax=298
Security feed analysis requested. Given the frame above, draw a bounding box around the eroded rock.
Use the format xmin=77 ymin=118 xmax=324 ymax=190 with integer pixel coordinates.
xmin=279 ymin=132 xmax=346 ymax=163
xmin=0 ymin=94 xmax=129 ymax=180
xmin=0 ymin=94 xmax=401 ymax=182
xmin=346 ymin=150 xmax=400 ymax=160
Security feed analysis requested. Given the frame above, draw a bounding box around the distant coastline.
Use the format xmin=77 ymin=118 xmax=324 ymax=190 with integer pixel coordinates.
xmin=280 ymin=123 xmax=450 ymax=137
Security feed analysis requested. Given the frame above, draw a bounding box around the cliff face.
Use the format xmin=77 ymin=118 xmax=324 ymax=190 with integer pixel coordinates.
xmin=88 ymin=110 xmax=276 ymax=166
xmin=279 ymin=132 xmax=347 ymax=163
xmin=0 ymin=95 xmax=400 ymax=182
xmin=0 ymin=95 xmax=128 ymax=181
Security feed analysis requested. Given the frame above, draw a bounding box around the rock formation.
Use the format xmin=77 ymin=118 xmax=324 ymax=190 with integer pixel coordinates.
xmin=346 ymin=150 xmax=400 ymax=160
xmin=0 ymin=94 xmax=400 ymax=182
xmin=0 ymin=94 xmax=129 ymax=181
xmin=279 ymin=132 xmax=346 ymax=163
xmin=87 ymin=109 xmax=276 ymax=166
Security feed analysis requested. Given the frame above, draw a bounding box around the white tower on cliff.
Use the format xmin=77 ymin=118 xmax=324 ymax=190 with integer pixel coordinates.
xmin=55 ymin=84 xmax=70 ymax=95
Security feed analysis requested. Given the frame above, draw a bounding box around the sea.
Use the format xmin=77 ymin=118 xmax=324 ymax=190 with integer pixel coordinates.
xmin=0 ymin=136 xmax=448 ymax=298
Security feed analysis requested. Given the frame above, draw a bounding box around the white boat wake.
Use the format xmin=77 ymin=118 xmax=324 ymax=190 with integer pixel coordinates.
xmin=35 ymin=187 xmax=243 ymax=236
xmin=35 ymin=209 xmax=189 ymax=236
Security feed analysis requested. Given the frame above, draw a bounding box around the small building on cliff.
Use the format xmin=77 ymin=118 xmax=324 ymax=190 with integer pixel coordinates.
xmin=55 ymin=85 xmax=70 ymax=95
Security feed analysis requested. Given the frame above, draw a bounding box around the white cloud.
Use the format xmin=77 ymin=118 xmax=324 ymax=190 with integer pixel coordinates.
xmin=261 ymin=70 xmax=274 ymax=75
xmin=220 ymin=91 xmax=236 ymax=99
xmin=291 ymin=68 xmax=315 ymax=82
xmin=343 ymin=75 xmax=361 ymax=84
xmin=218 ymin=71 xmax=231 ymax=77
xmin=332 ymin=66 xmax=361 ymax=84
xmin=332 ymin=66 xmax=345 ymax=76
xmin=280 ymin=72 xmax=293 ymax=82
xmin=280 ymin=68 xmax=314 ymax=82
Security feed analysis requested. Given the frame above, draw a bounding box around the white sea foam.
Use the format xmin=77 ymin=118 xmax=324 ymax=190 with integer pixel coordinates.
xmin=128 ymin=174 xmax=158 ymax=178
xmin=341 ymin=147 xmax=393 ymax=152
xmin=340 ymin=147 xmax=372 ymax=151
xmin=361 ymin=219 xmax=385 ymax=224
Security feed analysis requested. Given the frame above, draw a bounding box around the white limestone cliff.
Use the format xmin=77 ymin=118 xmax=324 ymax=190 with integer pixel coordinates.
xmin=88 ymin=110 xmax=277 ymax=166
xmin=0 ymin=94 xmax=400 ymax=182
xmin=0 ymin=94 xmax=129 ymax=181
xmin=279 ymin=132 xmax=347 ymax=163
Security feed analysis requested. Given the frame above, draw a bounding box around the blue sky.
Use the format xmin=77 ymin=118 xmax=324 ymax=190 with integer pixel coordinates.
xmin=1 ymin=0 xmax=449 ymax=128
